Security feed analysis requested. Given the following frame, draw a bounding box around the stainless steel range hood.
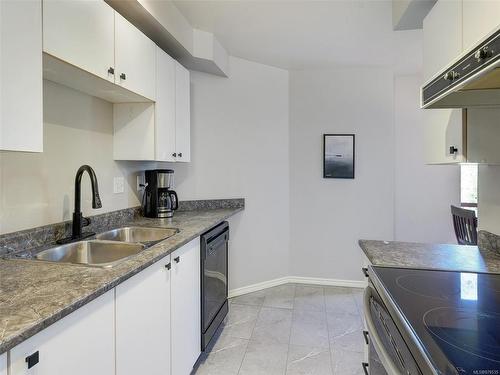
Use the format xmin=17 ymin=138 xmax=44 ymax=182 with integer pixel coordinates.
xmin=421 ymin=26 xmax=500 ymax=109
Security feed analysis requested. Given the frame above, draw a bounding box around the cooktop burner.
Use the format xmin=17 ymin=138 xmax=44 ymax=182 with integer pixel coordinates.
xmin=372 ymin=267 xmax=500 ymax=375
xmin=424 ymin=307 xmax=500 ymax=364
xmin=396 ymin=273 xmax=460 ymax=300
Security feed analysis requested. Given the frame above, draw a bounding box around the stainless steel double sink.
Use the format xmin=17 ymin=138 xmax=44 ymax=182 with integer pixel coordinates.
xmin=34 ymin=227 xmax=178 ymax=268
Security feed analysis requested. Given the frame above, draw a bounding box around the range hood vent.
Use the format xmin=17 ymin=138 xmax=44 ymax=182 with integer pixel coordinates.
xmin=422 ymin=27 xmax=500 ymax=108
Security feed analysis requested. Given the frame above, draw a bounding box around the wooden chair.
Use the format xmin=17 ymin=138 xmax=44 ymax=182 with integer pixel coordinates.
xmin=451 ymin=205 xmax=478 ymax=245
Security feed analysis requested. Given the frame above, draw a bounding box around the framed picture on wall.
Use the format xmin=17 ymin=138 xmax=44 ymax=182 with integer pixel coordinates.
xmin=323 ymin=134 xmax=355 ymax=179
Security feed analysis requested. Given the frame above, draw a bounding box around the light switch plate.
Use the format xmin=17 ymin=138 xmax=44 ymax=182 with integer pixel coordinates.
xmin=113 ymin=177 xmax=125 ymax=194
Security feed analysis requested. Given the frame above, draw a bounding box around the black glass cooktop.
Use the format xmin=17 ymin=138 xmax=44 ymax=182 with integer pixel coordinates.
xmin=372 ymin=267 xmax=500 ymax=375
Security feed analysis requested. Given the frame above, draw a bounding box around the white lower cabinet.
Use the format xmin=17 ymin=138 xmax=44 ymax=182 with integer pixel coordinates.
xmin=116 ymin=255 xmax=172 ymax=375
xmin=171 ymin=238 xmax=201 ymax=375
xmin=7 ymin=238 xmax=201 ymax=375
xmin=115 ymin=237 xmax=200 ymax=375
xmin=9 ymin=291 xmax=115 ymax=375
xmin=0 ymin=352 xmax=6 ymax=375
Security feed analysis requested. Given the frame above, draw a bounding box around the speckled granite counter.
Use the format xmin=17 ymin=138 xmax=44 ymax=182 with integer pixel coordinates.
xmin=359 ymin=239 xmax=500 ymax=274
xmin=0 ymin=205 xmax=243 ymax=354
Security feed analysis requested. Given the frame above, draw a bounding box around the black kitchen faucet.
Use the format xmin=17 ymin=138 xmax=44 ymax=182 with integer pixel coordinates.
xmin=57 ymin=165 xmax=102 ymax=244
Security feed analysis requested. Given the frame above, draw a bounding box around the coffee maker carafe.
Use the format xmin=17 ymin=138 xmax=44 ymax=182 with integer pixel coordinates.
xmin=143 ymin=169 xmax=179 ymax=218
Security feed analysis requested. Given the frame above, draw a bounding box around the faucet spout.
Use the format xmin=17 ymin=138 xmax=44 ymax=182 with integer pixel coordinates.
xmin=58 ymin=165 xmax=102 ymax=244
xmin=74 ymin=165 xmax=102 ymax=212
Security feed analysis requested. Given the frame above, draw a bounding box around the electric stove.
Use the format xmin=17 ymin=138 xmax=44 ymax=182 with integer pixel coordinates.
xmin=369 ymin=266 xmax=500 ymax=375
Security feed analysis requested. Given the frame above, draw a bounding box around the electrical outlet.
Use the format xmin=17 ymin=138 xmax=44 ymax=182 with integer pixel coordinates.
xmin=137 ymin=175 xmax=146 ymax=192
xmin=113 ymin=177 xmax=125 ymax=194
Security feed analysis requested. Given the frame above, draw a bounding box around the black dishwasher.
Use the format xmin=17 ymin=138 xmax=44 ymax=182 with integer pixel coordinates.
xmin=200 ymin=221 xmax=229 ymax=350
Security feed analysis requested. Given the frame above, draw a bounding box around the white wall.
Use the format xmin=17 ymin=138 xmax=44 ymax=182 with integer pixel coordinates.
xmin=394 ymin=75 xmax=459 ymax=243
xmin=165 ymin=56 xmax=290 ymax=290
xmin=289 ymin=68 xmax=395 ymax=282
xmin=0 ymin=81 xmax=150 ymax=234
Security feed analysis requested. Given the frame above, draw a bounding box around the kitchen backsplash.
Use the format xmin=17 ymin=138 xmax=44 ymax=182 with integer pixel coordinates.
xmin=0 ymin=199 xmax=244 ymax=258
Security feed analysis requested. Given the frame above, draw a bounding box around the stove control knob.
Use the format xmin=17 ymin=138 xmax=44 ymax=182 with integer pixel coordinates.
xmin=443 ymin=70 xmax=460 ymax=81
xmin=475 ymin=46 xmax=492 ymax=61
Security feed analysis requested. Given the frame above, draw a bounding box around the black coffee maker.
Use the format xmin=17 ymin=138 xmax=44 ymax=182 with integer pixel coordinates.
xmin=143 ymin=169 xmax=179 ymax=218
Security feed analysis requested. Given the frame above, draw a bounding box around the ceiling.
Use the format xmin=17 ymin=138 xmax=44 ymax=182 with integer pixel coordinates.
xmin=173 ymin=0 xmax=422 ymax=73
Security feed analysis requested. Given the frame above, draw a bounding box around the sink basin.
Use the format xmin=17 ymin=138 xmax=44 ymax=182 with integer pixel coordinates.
xmin=34 ymin=240 xmax=145 ymax=268
xmin=95 ymin=226 xmax=178 ymax=243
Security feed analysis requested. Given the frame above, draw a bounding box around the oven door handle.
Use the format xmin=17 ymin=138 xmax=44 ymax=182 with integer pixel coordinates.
xmin=363 ymin=286 xmax=402 ymax=375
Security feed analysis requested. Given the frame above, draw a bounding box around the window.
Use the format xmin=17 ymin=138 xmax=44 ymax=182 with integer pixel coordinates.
xmin=460 ymin=164 xmax=478 ymax=208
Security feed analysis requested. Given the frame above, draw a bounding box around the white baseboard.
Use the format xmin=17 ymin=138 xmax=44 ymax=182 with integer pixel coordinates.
xmin=288 ymin=276 xmax=367 ymax=289
xmin=229 ymin=276 xmax=367 ymax=298
xmin=228 ymin=277 xmax=289 ymax=298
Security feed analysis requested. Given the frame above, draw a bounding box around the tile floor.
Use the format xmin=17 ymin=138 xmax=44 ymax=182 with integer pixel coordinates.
xmin=194 ymin=284 xmax=366 ymax=375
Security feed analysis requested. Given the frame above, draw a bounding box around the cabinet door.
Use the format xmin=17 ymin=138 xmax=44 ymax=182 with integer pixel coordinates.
xmin=9 ymin=291 xmax=114 ymax=375
xmin=155 ymin=47 xmax=177 ymax=162
xmin=116 ymin=256 xmax=172 ymax=375
xmin=463 ymin=0 xmax=500 ymax=51
xmin=423 ymin=0 xmax=463 ymax=82
xmin=113 ymin=102 xmax=155 ymax=160
xmin=466 ymin=108 xmax=500 ymax=163
xmin=43 ymin=0 xmax=114 ymax=82
xmin=115 ymin=12 xmax=156 ymax=100
xmin=0 ymin=352 xmax=6 ymax=375
xmin=0 ymin=0 xmax=43 ymax=152
xmin=171 ymin=238 xmax=201 ymax=375
xmin=423 ymin=0 xmax=465 ymax=163
xmin=175 ymin=62 xmax=191 ymax=162
xmin=423 ymin=109 xmax=465 ymax=164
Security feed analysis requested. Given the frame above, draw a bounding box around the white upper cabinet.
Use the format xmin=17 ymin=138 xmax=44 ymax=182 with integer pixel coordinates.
xmin=423 ymin=0 xmax=463 ymax=82
xmin=114 ymin=47 xmax=191 ymax=162
xmin=43 ymin=0 xmax=115 ymax=82
xmin=9 ymin=291 xmax=115 ymax=375
xmin=1 ymin=0 xmax=43 ymax=152
xmin=116 ymin=255 xmax=172 ymax=375
xmin=466 ymin=108 xmax=500 ymax=164
xmin=42 ymin=1 xmax=155 ymax=102
xmin=114 ymin=12 xmax=156 ymax=100
xmin=155 ymin=47 xmax=177 ymax=162
xmin=113 ymin=102 xmax=155 ymax=160
xmin=463 ymin=0 xmax=500 ymax=51
xmin=175 ymin=62 xmax=191 ymax=162
xmin=171 ymin=238 xmax=201 ymax=375
xmin=423 ymin=0 xmax=465 ymax=164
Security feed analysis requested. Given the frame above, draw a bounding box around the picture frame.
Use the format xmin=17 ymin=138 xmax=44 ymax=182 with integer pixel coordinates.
xmin=323 ymin=134 xmax=355 ymax=179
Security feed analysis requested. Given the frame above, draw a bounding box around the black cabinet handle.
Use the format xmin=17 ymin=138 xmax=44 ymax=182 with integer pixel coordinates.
xmin=165 ymin=263 xmax=171 ymax=270
xmin=108 ymin=67 xmax=115 ymax=75
xmin=174 ymin=256 xmax=180 ymax=263
xmin=26 ymin=351 xmax=39 ymax=369
xmin=120 ymin=73 xmax=126 ymax=80
xmin=449 ymin=146 xmax=458 ymax=155
xmin=178 ymin=152 xmax=182 ymax=157
xmin=172 ymin=153 xmax=177 ymax=157
xmin=363 ymin=330 xmax=369 ymax=345
xmin=362 ymin=362 xmax=369 ymax=375
xmin=362 ymin=267 xmax=369 ymax=278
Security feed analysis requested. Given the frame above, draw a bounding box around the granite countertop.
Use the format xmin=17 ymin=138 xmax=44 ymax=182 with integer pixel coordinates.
xmin=0 ymin=206 xmax=243 ymax=354
xmin=359 ymin=239 xmax=500 ymax=274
